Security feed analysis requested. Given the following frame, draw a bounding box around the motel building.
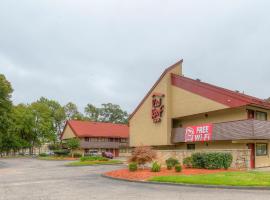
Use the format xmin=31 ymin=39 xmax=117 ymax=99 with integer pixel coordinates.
xmin=129 ymin=60 xmax=270 ymax=169
xmin=61 ymin=120 xmax=130 ymax=157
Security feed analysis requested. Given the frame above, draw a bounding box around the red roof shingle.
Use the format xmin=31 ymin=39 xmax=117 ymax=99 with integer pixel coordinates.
xmin=63 ymin=120 xmax=129 ymax=139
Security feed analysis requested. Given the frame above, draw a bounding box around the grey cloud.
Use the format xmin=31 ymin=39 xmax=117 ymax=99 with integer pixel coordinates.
xmin=0 ymin=0 xmax=270 ymax=113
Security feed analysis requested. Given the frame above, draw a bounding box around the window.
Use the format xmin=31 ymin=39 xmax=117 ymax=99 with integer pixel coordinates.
xmin=247 ymin=110 xmax=255 ymax=119
xmin=256 ymin=111 xmax=267 ymax=121
xmin=187 ymin=144 xmax=195 ymax=150
xmin=256 ymin=144 xmax=268 ymax=156
xmin=120 ymin=138 xmax=127 ymax=143
xmin=84 ymin=137 xmax=89 ymax=142
xmin=247 ymin=110 xmax=267 ymax=121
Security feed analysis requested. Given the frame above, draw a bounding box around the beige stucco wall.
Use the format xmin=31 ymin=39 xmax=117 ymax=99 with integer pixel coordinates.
xmin=129 ymin=63 xmax=182 ymax=147
xmin=179 ymin=107 xmax=247 ymax=127
xmin=171 ymin=86 xmax=228 ymax=118
xmin=61 ymin=125 xmax=76 ymax=140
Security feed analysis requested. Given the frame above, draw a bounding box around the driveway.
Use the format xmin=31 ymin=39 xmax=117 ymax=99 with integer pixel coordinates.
xmin=0 ymin=159 xmax=270 ymax=200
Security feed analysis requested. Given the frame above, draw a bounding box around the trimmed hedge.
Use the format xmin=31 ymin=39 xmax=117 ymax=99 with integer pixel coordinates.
xmin=80 ymin=156 xmax=108 ymax=162
xmin=53 ymin=149 xmax=70 ymax=156
xmin=191 ymin=152 xmax=233 ymax=169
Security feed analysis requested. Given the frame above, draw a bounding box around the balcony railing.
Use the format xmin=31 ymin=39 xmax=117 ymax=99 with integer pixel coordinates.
xmin=80 ymin=141 xmax=129 ymax=149
xmin=172 ymin=119 xmax=270 ymax=143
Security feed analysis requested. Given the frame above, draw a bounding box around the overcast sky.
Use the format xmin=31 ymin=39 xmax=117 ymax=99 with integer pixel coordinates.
xmin=0 ymin=0 xmax=270 ymax=113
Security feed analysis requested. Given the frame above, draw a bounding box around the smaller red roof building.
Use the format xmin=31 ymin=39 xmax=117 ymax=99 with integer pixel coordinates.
xmin=61 ymin=120 xmax=129 ymax=139
xmin=61 ymin=120 xmax=129 ymax=157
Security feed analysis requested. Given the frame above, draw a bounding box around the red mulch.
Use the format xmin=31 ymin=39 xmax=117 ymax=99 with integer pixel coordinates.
xmin=105 ymin=167 xmax=236 ymax=181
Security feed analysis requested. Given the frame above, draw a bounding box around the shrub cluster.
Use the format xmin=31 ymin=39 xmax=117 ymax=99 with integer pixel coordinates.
xmin=128 ymin=162 xmax=138 ymax=172
xmin=151 ymin=162 xmax=161 ymax=172
xmin=80 ymin=156 xmax=108 ymax=162
xmin=191 ymin=152 xmax=233 ymax=169
xmin=39 ymin=153 xmax=47 ymax=157
xmin=166 ymin=157 xmax=179 ymax=170
xmin=53 ymin=149 xmax=70 ymax=156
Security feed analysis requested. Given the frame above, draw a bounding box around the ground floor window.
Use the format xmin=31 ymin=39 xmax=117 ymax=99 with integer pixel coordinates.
xmin=256 ymin=143 xmax=268 ymax=156
xmin=187 ymin=144 xmax=195 ymax=150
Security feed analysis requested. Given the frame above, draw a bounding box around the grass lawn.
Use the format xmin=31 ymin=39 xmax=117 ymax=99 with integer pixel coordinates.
xmin=66 ymin=160 xmax=123 ymax=166
xmin=149 ymin=171 xmax=270 ymax=187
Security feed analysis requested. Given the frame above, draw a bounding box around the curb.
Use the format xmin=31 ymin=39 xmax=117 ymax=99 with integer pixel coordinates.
xmin=65 ymin=163 xmax=125 ymax=167
xmin=101 ymin=174 xmax=270 ymax=191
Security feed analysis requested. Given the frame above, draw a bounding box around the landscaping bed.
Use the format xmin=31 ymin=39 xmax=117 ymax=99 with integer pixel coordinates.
xmin=105 ymin=167 xmax=234 ymax=181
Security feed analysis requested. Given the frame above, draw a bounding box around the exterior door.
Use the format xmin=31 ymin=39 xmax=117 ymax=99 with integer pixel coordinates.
xmin=247 ymin=143 xmax=255 ymax=168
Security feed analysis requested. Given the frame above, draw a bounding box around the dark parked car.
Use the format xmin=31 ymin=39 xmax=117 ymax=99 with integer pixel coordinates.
xmin=102 ymin=152 xmax=113 ymax=159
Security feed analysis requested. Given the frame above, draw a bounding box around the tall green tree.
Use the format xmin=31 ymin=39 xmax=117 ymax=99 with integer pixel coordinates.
xmin=84 ymin=104 xmax=100 ymax=121
xmin=0 ymin=74 xmax=13 ymax=155
xmin=84 ymin=103 xmax=128 ymax=124
xmin=38 ymin=97 xmax=66 ymax=136
xmin=64 ymin=102 xmax=84 ymax=120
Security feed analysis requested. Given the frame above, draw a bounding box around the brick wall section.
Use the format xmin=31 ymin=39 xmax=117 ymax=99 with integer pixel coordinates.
xmin=155 ymin=149 xmax=251 ymax=169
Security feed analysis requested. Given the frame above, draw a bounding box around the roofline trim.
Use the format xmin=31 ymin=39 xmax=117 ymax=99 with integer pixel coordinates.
xmin=128 ymin=59 xmax=183 ymax=120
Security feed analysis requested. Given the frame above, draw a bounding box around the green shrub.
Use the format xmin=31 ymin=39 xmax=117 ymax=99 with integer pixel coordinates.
xmin=39 ymin=153 xmax=47 ymax=157
xmin=53 ymin=149 xmax=70 ymax=156
xmin=191 ymin=153 xmax=206 ymax=168
xmin=129 ymin=162 xmax=138 ymax=172
xmin=165 ymin=157 xmax=179 ymax=168
xmin=223 ymin=153 xmax=233 ymax=169
xmin=191 ymin=152 xmax=233 ymax=169
xmin=151 ymin=162 xmax=161 ymax=172
xmin=183 ymin=157 xmax=193 ymax=168
xmin=80 ymin=156 xmax=109 ymax=162
xmin=204 ymin=153 xmax=224 ymax=169
xmin=175 ymin=164 xmax=182 ymax=172
xmin=167 ymin=163 xmax=173 ymax=170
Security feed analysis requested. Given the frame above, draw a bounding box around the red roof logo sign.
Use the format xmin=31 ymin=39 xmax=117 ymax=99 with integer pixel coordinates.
xmin=185 ymin=124 xmax=213 ymax=142
xmin=151 ymin=93 xmax=165 ymax=123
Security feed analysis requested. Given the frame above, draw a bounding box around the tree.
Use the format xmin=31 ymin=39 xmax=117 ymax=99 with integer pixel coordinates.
xmin=128 ymin=146 xmax=157 ymax=168
xmin=84 ymin=103 xmax=129 ymax=124
xmin=0 ymin=74 xmax=13 ymax=156
xmin=84 ymin=104 xmax=99 ymax=121
xmin=38 ymin=97 xmax=66 ymax=136
xmin=64 ymin=102 xmax=84 ymax=120
xmin=66 ymin=138 xmax=80 ymax=157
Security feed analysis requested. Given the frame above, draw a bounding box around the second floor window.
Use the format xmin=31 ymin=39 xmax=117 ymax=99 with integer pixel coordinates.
xmin=247 ymin=110 xmax=267 ymax=121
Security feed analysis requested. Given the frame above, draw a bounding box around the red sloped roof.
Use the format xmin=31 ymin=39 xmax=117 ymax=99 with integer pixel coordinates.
xmin=65 ymin=120 xmax=129 ymax=138
xmin=171 ymin=74 xmax=270 ymax=109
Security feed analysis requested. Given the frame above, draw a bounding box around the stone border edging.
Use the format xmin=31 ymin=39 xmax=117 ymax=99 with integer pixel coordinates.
xmin=101 ymin=174 xmax=270 ymax=191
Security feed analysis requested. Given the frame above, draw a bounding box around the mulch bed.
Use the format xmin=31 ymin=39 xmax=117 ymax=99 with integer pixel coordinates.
xmin=105 ymin=168 xmax=236 ymax=181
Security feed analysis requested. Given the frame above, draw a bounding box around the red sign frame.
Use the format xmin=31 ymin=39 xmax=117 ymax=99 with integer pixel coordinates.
xmin=184 ymin=124 xmax=213 ymax=142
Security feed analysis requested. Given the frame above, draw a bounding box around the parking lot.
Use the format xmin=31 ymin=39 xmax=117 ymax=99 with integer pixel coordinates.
xmin=1 ymin=159 xmax=270 ymax=200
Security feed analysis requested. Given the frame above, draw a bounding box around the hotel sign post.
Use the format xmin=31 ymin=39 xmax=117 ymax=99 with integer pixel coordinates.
xmin=184 ymin=124 xmax=213 ymax=142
